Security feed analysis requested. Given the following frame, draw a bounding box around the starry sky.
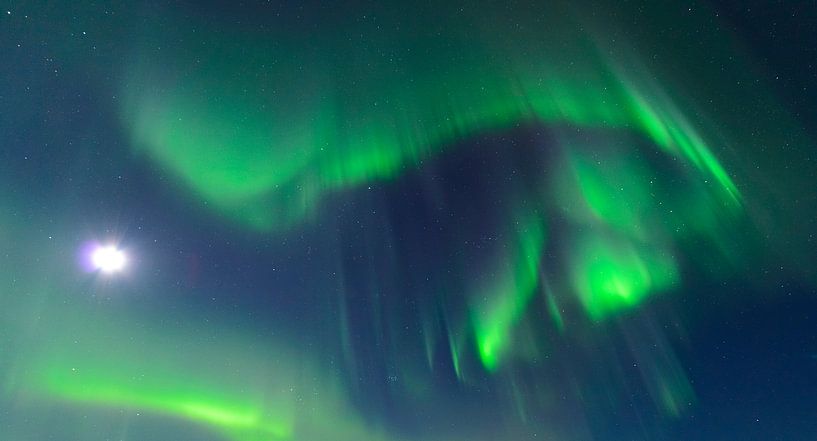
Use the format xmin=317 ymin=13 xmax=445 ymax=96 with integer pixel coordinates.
xmin=1 ymin=1 xmax=816 ymax=440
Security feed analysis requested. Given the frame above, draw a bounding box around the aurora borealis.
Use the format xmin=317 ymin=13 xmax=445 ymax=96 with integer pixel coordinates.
xmin=120 ymin=1 xmax=740 ymax=232
xmin=2 ymin=1 xmax=817 ymax=440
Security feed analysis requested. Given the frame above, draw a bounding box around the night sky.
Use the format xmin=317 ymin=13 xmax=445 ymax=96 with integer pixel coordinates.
xmin=1 ymin=1 xmax=816 ymax=440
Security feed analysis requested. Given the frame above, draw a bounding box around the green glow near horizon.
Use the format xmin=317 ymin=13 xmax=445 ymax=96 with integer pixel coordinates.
xmin=33 ymin=362 xmax=293 ymax=440
xmin=5 ymin=301 xmax=385 ymax=441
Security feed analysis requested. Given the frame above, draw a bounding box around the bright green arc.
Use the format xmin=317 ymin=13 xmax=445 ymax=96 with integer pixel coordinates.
xmin=122 ymin=5 xmax=739 ymax=231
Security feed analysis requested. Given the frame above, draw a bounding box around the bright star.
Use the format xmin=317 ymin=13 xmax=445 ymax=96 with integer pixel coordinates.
xmin=92 ymin=246 xmax=126 ymax=273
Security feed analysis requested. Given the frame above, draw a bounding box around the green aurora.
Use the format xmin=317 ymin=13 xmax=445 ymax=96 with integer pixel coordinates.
xmin=121 ymin=3 xmax=739 ymax=233
xmin=118 ymin=3 xmax=744 ymax=376
xmin=2 ymin=1 xmax=815 ymax=440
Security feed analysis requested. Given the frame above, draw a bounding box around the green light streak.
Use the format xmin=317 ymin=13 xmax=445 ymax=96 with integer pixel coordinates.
xmin=472 ymin=214 xmax=546 ymax=371
xmin=544 ymin=285 xmax=565 ymax=333
xmin=622 ymin=82 xmax=740 ymax=203
xmin=447 ymin=330 xmax=463 ymax=381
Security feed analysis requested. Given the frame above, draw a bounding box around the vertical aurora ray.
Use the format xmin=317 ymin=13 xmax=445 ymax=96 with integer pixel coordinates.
xmin=544 ymin=284 xmax=565 ymax=334
xmin=471 ymin=213 xmax=546 ymax=371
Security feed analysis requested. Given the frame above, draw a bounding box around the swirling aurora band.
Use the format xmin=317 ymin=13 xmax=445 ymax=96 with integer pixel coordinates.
xmin=2 ymin=2 xmax=774 ymax=441
xmin=121 ymin=4 xmax=739 ymax=234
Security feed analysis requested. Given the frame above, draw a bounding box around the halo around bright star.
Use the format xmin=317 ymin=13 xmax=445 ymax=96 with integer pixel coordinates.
xmin=91 ymin=246 xmax=126 ymax=273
